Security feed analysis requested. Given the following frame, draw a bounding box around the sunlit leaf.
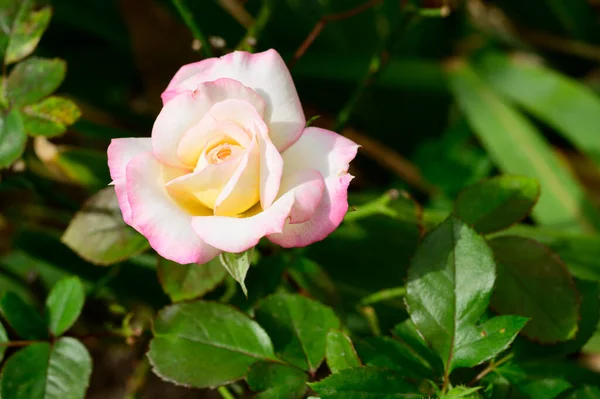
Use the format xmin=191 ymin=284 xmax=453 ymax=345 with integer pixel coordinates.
xmin=6 ymin=57 xmax=66 ymax=107
xmin=62 ymin=187 xmax=149 ymax=265
xmin=45 ymin=276 xmax=85 ymax=336
xmin=0 ymin=337 xmax=92 ymax=399
xmin=220 ymin=248 xmax=253 ymax=296
xmin=475 ymin=52 xmax=600 ymax=169
xmin=455 ymin=175 xmax=540 ymax=234
xmin=326 ymin=330 xmax=361 ymax=373
xmin=22 ymin=96 xmax=81 ymax=137
xmin=406 ymin=216 xmax=496 ymax=373
xmin=2 ymin=0 xmax=52 ymax=65
xmin=446 ymin=60 xmax=600 ymax=233
xmin=0 ymin=108 xmax=26 ymax=169
xmin=148 ymin=300 xmax=275 ymax=388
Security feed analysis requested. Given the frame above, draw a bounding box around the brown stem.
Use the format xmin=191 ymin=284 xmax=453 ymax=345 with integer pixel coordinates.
xmin=289 ymin=0 xmax=382 ymax=68
xmin=0 ymin=340 xmax=43 ymax=347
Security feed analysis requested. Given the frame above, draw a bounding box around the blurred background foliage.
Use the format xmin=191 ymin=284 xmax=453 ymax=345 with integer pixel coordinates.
xmin=3 ymin=0 xmax=600 ymax=397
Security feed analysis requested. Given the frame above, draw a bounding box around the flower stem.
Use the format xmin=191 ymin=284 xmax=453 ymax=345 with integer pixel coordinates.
xmin=236 ymin=0 xmax=276 ymax=52
xmin=360 ymin=286 xmax=407 ymax=306
xmin=344 ymin=189 xmax=400 ymax=222
xmin=171 ymin=0 xmax=214 ymax=58
xmin=217 ymin=386 xmax=235 ymax=399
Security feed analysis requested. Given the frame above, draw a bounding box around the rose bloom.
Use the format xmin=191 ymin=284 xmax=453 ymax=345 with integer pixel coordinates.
xmin=108 ymin=49 xmax=358 ymax=264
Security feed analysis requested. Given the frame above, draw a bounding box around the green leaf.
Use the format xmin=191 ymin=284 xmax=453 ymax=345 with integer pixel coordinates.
xmin=157 ymin=256 xmax=227 ymax=302
xmin=247 ymin=362 xmax=308 ymax=399
xmin=0 ymin=337 xmax=92 ymax=399
xmin=0 ymin=292 xmax=47 ymax=339
xmin=2 ymin=1 xmax=52 ymax=65
xmin=326 ymin=330 xmax=361 ymax=373
xmin=308 ymin=367 xmax=421 ymax=399
xmin=254 ymin=293 xmax=340 ymax=372
xmin=22 ymin=96 xmax=81 ymax=137
xmin=454 ymin=175 xmax=540 ymax=234
xmin=442 ymin=386 xmax=483 ymax=399
xmin=489 ymin=236 xmax=580 ymax=343
xmin=451 ymin=315 xmax=528 ymax=369
xmin=0 ymin=108 xmax=26 ymax=169
xmin=45 ymin=276 xmax=85 ymax=336
xmin=219 ymin=248 xmax=253 ymax=297
xmin=514 ymin=279 xmax=600 ymax=357
xmin=405 ymin=215 xmax=495 ymax=373
xmin=446 ymin=60 xmax=600 ymax=233
xmin=392 ymin=319 xmax=443 ymax=373
xmin=475 ymin=52 xmax=600 ymax=169
xmin=0 ymin=320 xmax=8 ymax=362
xmin=493 ymin=359 xmax=600 ymax=399
xmin=62 ymin=187 xmax=150 ymax=266
xmin=355 ymin=336 xmax=434 ymax=379
xmin=148 ymin=300 xmax=275 ymax=388
xmin=288 ymin=257 xmax=340 ymax=306
xmin=6 ymin=57 xmax=66 ymax=107
xmin=497 ymin=224 xmax=600 ymax=282
xmin=559 ymin=386 xmax=600 ymax=399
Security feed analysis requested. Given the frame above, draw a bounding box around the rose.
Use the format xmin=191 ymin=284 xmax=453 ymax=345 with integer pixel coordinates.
xmin=107 ymin=49 xmax=358 ymax=264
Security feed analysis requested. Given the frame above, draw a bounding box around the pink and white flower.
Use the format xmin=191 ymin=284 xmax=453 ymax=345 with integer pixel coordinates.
xmin=107 ymin=49 xmax=358 ymax=264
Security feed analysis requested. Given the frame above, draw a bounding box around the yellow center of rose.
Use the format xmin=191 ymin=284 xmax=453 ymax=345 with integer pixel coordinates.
xmin=165 ymin=98 xmax=269 ymax=218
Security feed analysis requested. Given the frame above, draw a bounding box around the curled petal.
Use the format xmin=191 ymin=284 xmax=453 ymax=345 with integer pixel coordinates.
xmin=214 ymin=139 xmax=261 ymax=216
xmin=107 ymin=138 xmax=152 ymax=227
xmin=191 ymin=194 xmax=295 ymax=253
xmin=267 ymin=127 xmax=359 ymax=247
xmin=177 ymin=116 xmax=250 ymax=169
xmin=191 ymin=168 xmax=324 ymax=253
xmin=162 ymin=49 xmax=305 ymax=151
xmin=126 ymin=152 xmax=220 ymax=264
xmin=151 ymin=91 xmax=212 ymax=169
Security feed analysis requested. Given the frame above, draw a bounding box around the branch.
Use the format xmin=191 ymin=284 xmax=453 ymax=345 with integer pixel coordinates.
xmin=289 ymin=0 xmax=382 ymax=68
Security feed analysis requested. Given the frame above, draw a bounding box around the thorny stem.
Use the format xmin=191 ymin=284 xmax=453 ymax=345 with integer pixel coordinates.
xmin=236 ymin=0 xmax=276 ymax=52
xmin=171 ymin=0 xmax=214 ymax=58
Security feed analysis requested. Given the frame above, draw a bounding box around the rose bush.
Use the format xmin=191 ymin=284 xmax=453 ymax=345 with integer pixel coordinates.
xmin=107 ymin=49 xmax=359 ymax=264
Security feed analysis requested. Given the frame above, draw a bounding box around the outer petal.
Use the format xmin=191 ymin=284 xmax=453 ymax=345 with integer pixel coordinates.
xmin=267 ymin=127 xmax=359 ymax=247
xmin=107 ymin=138 xmax=152 ymax=227
xmin=126 ymin=152 xmax=221 ymax=264
xmin=162 ymin=49 xmax=305 ymax=151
